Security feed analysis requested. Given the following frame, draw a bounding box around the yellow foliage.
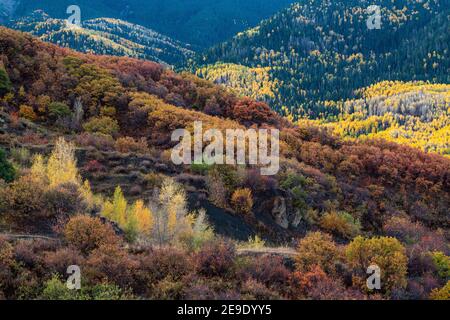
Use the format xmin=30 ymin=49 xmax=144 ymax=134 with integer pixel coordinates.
xmin=430 ymin=281 xmax=450 ymax=300
xmin=196 ymin=62 xmax=278 ymax=101
xmin=306 ymin=81 xmax=450 ymax=157
xmin=132 ymin=199 xmax=154 ymax=235
xmin=47 ymin=138 xmax=80 ymax=187
xmin=112 ymin=186 xmax=127 ymax=226
xmin=30 ymin=154 xmax=47 ymax=183
xmin=231 ymin=188 xmax=253 ymax=215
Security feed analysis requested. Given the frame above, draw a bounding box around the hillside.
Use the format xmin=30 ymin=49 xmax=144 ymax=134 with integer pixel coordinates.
xmin=195 ymin=0 xmax=450 ymax=118
xmin=8 ymin=0 xmax=296 ymax=48
xmin=0 ymin=27 xmax=449 ymax=300
xmin=6 ymin=10 xmax=194 ymax=66
xmin=299 ymin=81 xmax=450 ymax=156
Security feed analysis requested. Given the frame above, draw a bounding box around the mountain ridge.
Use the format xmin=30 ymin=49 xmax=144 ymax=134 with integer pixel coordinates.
xmin=6 ymin=10 xmax=195 ymax=66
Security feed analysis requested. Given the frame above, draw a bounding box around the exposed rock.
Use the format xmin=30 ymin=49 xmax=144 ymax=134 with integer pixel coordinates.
xmin=272 ymin=196 xmax=289 ymax=229
xmin=290 ymin=209 xmax=303 ymax=228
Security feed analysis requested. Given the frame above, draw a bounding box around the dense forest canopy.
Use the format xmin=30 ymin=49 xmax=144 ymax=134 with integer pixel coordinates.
xmin=195 ymin=0 xmax=449 ymax=118
xmin=4 ymin=0 xmax=296 ymax=48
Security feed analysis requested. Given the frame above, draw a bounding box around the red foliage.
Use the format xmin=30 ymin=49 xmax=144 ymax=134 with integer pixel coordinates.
xmin=224 ymin=97 xmax=285 ymax=128
xmin=85 ymin=244 xmax=138 ymax=289
xmin=245 ymin=254 xmax=290 ymax=292
xmin=83 ymin=160 xmax=105 ymax=173
xmin=196 ymin=240 xmax=236 ymax=277
xmin=63 ymin=215 xmax=121 ymax=255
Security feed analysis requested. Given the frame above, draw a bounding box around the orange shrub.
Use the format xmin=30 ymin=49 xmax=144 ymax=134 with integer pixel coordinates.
xmin=231 ymin=188 xmax=253 ymax=215
xmin=63 ymin=215 xmax=121 ymax=254
xmin=19 ymin=105 xmax=37 ymax=121
xmin=295 ymin=232 xmax=343 ymax=274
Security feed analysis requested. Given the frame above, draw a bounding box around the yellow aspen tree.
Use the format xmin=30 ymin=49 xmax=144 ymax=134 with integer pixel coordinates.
xmin=133 ymin=200 xmax=153 ymax=235
xmin=30 ymin=154 xmax=47 ymax=183
xmin=112 ymin=186 xmax=127 ymax=227
xmin=79 ymin=180 xmax=95 ymax=210
xmin=124 ymin=205 xmax=139 ymax=242
xmin=47 ymin=137 xmax=79 ymax=187
xmin=101 ymin=200 xmax=114 ymax=220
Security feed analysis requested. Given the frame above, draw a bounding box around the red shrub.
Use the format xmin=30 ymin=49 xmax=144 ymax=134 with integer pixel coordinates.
xmin=63 ymin=215 xmax=121 ymax=255
xmin=245 ymin=255 xmax=290 ymax=292
xmin=85 ymin=244 xmax=138 ymax=289
xmin=83 ymin=160 xmax=105 ymax=172
xmin=196 ymin=240 xmax=236 ymax=277
xmin=43 ymin=247 xmax=85 ymax=276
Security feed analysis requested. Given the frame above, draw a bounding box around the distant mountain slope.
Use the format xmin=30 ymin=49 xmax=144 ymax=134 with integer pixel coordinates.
xmin=196 ymin=0 xmax=450 ymax=118
xmin=300 ymin=81 xmax=450 ymax=157
xmin=195 ymin=62 xmax=278 ymax=102
xmin=10 ymin=0 xmax=296 ymax=48
xmin=7 ymin=10 xmax=194 ymax=65
xmin=0 ymin=1 xmax=19 ymax=23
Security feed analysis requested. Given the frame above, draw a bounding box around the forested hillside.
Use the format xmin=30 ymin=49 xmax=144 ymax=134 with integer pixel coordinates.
xmin=7 ymin=10 xmax=194 ymax=66
xmin=8 ymin=0 xmax=296 ymax=48
xmin=299 ymin=81 xmax=450 ymax=156
xmin=0 ymin=27 xmax=449 ymax=300
xmin=195 ymin=0 xmax=449 ymax=118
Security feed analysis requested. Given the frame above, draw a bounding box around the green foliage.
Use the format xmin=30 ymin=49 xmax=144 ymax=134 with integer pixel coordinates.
xmin=280 ymin=173 xmax=310 ymax=212
xmin=430 ymin=252 xmax=450 ymax=280
xmin=10 ymin=11 xmax=194 ymax=66
xmin=41 ymin=275 xmax=129 ymax=300
xmin=185 ymin=209 xmax=215 ymax=251
xmin=190 ymin=162 xmax=212 ymax=175
xmin=10 ymin=147 xmax=31 ymax=166
xmin=41 ymin=275 xmax=78 ymax=300
xmin=83 ymin=116 xmax=119 ymax=135
xmin=48 ymin=102 xmax=72 ymax=119
xmin=0 ymin=65 xmax=11 ymax=95
xmin=13 ymin=0 xmax=293 ymax=49
xmin=320 ymin=211 xmax=361 ymax=239
xmin=197 ymin=0 xmax=449 ymax=119
xmin=345 ymin=236 xmax=408 ymax=294
xmin=0 ymin=148 xmax=16 ymax=182
xmin=211 ymin=165 xmax=241 ymax=192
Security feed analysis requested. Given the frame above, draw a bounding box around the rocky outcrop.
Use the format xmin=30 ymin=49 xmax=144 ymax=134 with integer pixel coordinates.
xmin=271 ymin=194 xmax=303 ymax=230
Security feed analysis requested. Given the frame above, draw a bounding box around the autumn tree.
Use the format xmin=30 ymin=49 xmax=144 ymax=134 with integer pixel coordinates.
xmin=295 ymin=232 xmax=343 ymax=274
xmin=319 ymin=211 xmax=361 ymax=239
xmin=101 ymin=186 xmax=155 ymax=242
xmin=345 ymin=236 xmax=408 ymax=294
xmin=151 ymin=178 xmax=193 ymax=246
xmin=47 ymin=138 xmax=80 ymax=187
xmin=231 ymin=188 xmax=254 ymax=215
xmin=64 ymin=215 xmax=120 ymax=255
